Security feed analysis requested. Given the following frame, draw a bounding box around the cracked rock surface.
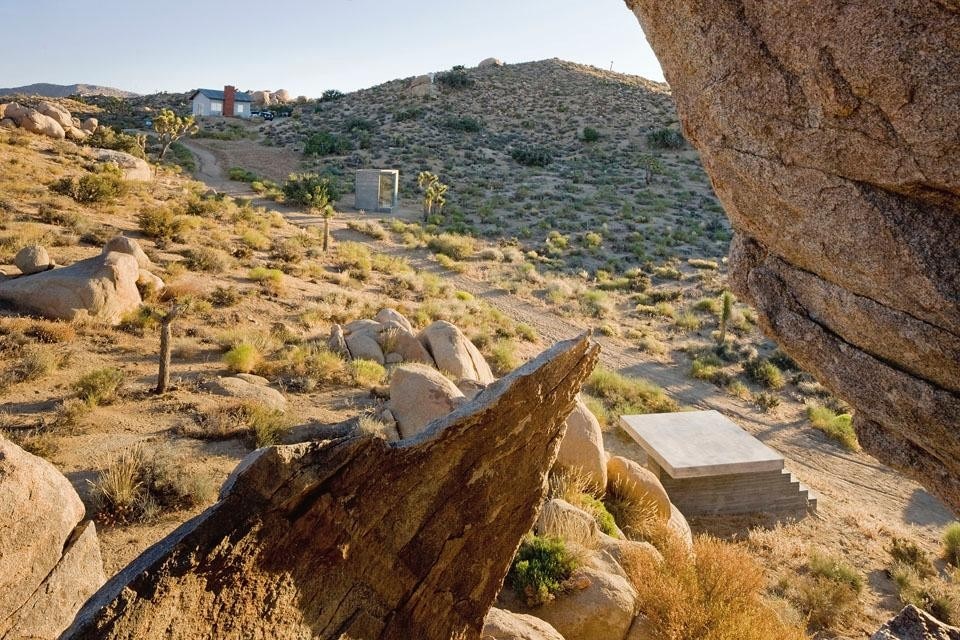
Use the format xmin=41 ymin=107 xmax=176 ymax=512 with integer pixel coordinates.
xmin=63 ymin=335 xmax=599 ymax=640
xmin=625 ymin=0 xmax=960 ymax=511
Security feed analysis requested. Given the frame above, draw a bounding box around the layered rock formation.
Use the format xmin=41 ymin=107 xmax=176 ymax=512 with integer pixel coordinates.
xmin=63 ymin=335 xmax=599 ymax=639
xmin=625 ymin=0 xmax=960 ymax=510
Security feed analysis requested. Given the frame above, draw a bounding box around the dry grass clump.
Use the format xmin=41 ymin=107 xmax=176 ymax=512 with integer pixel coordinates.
xmin=585 ymin=366 xmax=678 ymax=416
xmin=137 ymin=206 xmax=193 ymax=243
xmin=274 ymin=342 xmax=348 ymax=392
xmin=183 ymin=246 xmax=232 ymax=273
xmin=486 ymin=340 xmax=520 ymax=376
xmin=248 ymin=267 xmax=285 ymax=296
xmin=191 ymin=401 xmax=290 ymax=448
xmin=622 ymin=534 xmax=808 ymax=640
xmin=89 ymin=445 xmax=217 ymax=526
xmin=335 ymin=241 xmax=373 ymax=278
xmin=347 ymin=219 xmax=388 ymax=240
xmin=548 ymin=467 xmax=619 ymax=538
xmin=945 ymin=522 xmax=960 ymax=567
xmin=223 ymin=342 xmax=263 ymax=374
xmin=427 ymin=233 xmax=476 ymax=260
xmin=3 ymin=344 xmax=64 ymax=385
xmin=603 ymin=477 xmax=662 ymax=544
xmin=806 ymin=404 xmax=859 ymax=451
xmin=779 ymin=552 xmax=863 ymax=633
xmin=25 ymin=319 xmax=76 ymax=343
xmin=73 ymin=367 xmax=124 ymax=406
xmin=350 ymin=359 xmax=386 ymax=388
xmin=358 ymin=414 xmax=399 ymax=441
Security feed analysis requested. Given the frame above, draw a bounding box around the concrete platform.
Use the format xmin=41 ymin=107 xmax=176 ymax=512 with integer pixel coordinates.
xmin=620 ymin=410 xmax=784 ymax=479
xmin=619 ymin=410 xmax=816 ymax=518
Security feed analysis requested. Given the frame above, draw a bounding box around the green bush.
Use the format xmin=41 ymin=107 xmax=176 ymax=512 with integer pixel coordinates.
xmin=806 ymin=405 xmax=859 ymax=451
xmin=443 ymin=115 xmax=482 ymax=132
xmin=945 ymin=522 xmax=960 ymax=567
xmin=304 ymin=131 xmax=353 ymax=156
xmin=427 ymin=233 xmax=476 ymax=260
xmin=511 ymin=146 xmax=553 ymax=167
xmin=223 ymin=343 xmax=262 ymax=374
xmin=74 ymin=367 xmax=124 ymax=406
xmin=888 ymin=537 xmax=934 ymax=577
xmin=508 ymin=536 xmax=580 ymax=606
xmin=51 ymin=164 xmax=127 ymax=204
xmin=646 ymin=127 xmax=685 ymax=149
xmin=84 ymin=126 xmax=145 ymax=158
xmin=436 ymin=66 xmax=473 ymax=90
xmin=394 ymin=107 xmax=423 ymax=122
xmin=586 ymin=366 xmax=678 ymax=415
xmin=228 ymin=167 xmax=258 ymax=182
xmin=137 ymin=206 xmax=190 ymax=242
xmin=319 ymin=89 xmax=345 ymax=103
xmin=344 ymin=117 xmax=376 ymax=133
xmin=281 ymin=173 xmax=341 ymax=206
xmin=582 ymin=127 xmax=601 ymax=143
xmin=743 ymin=357 xmax=785 ymax=389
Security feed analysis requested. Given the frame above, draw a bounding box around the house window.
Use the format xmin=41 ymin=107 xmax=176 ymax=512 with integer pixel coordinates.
xmin=211 ymin=101 xmax=222 ymax=113
xmin=236 ymin=104 xmax=245 ymax=114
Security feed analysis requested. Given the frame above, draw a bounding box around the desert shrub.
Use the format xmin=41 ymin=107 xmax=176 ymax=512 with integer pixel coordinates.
xmin=743 ymin=357 xmax=785 ymax=389
xmin=26 ymin=320 xmax=76 ymax=344
xmin=183 ymin=246 xmax=231 ymax=273
xmin=228 ymin=167 xmax=258 ymax=182
xmin=247 ymin=405 xmax=290 ymax=447
xmin=320 ymin=89 xmax=345 ymax=102
xmin=487 ymin=340 xmax=520 ymax=376
xmin=304 ymin=131 xmax=353 ymax=156
xmin=806 ymin=405 xmax=859 ymax=451
xmin=674 ymin=311 xmax=701 ymax=331
xmin=346 ymin=219 xmax=388 ymax=239
xmin=945 ymin=523 xmax=960 ymax=567
xmin=436 ymin=65 xmax=473 ymax=90
xmin=442 ymin=115 xmax=482 ymax=132
xmin=585 ymin=366 xmax=678 ymax=415
xmin=85 ymin=126 xmax=145 ymax=158
xmin=646 ymin=127 xmax=686 ymax=149
xmin=276 ymin=343 xmax=347 ymax=391
xmin=137 ymin=206 xmax=190 ymax=242
xmin=515 ymin=323 xmax=538 ymax=342
xmin=888 ymin=537 xmax=934 ymax=577
xmin=351 ymin=359 xmax=386 ymax=388
xmin=508 ymin=535 xmax=580 ymax=607
xmin=209 ymin=285 xmax=242 ymax=307
xmin=5 ymin=345 xmax=62 ymax=384
xmin=52 ymin=397 xmax=91 ymax=430
xmin=240 ymin=229 xmax=271 ymax=250
xmin=51 ymin=164 xmax=127 ymax=204
xmin=623 ymin=534 xmax=807 ymax=640
xmin=690 ymin=354 xmax=730 ymax=386
xmin=687 ymin=258 xmax=719 ymax=270
xmin=788 ymin=553 xmax=862 ymax=632
xmin=393 ymin=107 xmax=423 ymax=122
xmin=223 ymin=342 xmax=262 ymax=374
xmin=582 ymin=127 xmax=601 ymax=143
xmin=91 ymin=445 xmax=218 ymax=525
xmin=335 ymin=241 xmax=373 ymax=277
xmin=118 ymin=304 xmax=162 ymax=335
xmin=281 ymin=173 xmax=341 ymax=205
xmin=427 ymin=233 xmax=476 ymax=260
xmin=753 ymin=391 xmax=781 ymax=412
xmin=74 ymin=367 xmax=124 ymax=406
xmin=511 ymin=146 xmax=553 ymax=167
xmin=579 ymin=290 xmax=613 ymax=319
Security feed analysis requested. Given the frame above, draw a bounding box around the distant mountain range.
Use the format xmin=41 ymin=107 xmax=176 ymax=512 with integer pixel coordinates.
xmin=0 ymin=83 xmax=138 ymax=98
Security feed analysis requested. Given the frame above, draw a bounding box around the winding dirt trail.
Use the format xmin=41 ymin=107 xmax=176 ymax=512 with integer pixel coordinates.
xmin=182 ymin=138 xmax=954 ymax=545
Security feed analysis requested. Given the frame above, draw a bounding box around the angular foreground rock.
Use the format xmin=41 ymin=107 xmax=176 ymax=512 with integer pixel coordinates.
xmin=624 ymin=0 xmax=960 ymax=511
xmin=0 ymin=438 xmax=106 ymax=640
xmin=871 ymin=605 xmax=960 ymax=640
xmin=63 ymin=335 xmax=599 ymax=640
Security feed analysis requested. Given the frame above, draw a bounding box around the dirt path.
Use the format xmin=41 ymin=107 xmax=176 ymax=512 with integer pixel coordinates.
xmin=181 ymin=139 xmax=954 ymax=542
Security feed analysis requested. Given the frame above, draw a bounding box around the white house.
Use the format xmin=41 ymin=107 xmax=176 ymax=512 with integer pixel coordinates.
xmin=188 ymin=85 xmax=253 ymax=118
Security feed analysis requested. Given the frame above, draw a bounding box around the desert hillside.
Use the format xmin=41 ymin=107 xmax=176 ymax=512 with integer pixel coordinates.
xmin=0 ymin=52 xmax=958 ymax=640
xmin=0 ymin=83 xmax=138 ymax=99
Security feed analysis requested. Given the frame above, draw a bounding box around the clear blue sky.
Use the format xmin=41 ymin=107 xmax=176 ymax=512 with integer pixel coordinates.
xmin=0 ymin=0 xmax=663 ymax=96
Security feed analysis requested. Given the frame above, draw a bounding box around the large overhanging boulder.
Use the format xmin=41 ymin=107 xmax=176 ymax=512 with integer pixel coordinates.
xmin=63 ymin=334 xmax=600 ymax=639
xmin=624 ymin=0 xmax=960 ymax=511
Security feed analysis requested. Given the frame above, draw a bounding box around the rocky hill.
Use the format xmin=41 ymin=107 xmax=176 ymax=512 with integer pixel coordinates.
xmin=0 ymin=83 xmax=138 ymax=99
xmin=264 ymin=59 xmax=731 ymax=275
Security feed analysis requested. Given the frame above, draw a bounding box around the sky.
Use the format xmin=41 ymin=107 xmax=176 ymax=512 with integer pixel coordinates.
xmin=0 ymin=0 xmax=664 ymax=96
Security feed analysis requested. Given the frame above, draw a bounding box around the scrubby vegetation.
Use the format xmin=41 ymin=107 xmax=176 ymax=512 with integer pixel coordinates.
xmin=508 ymin=535 xmax=580 ymax=606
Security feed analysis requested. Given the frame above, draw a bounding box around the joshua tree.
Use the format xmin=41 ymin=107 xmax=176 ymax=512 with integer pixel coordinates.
xmin=154 ymin=109 xmax=198 ymax=161
xmin=717 ymin=290 xmax=734 ymax=345
xmin=418 ymin=171 xmax=449 ymax=221
xmin=308 ymin=191 xmax=335 ymax=252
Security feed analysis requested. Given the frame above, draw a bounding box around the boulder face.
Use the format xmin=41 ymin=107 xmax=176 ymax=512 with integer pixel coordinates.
xmin=419 ymin=320 xmax=496 ymax=385
xmin=62 ymin=335 xmax=600 ymax=640
xmin=624 ymin=0 xmax=960 ymax=511
xmin=0 ymin=251 xmax=142 ymax=325
xmin=92 ymin=149 xmax=151 ymax=181
xmin=388 ymin=363 xmax=467 ymax=439
xmin=0 ymin=438 xmax=106 ymax=640
xmin=871 ymin=604 xmax=960 ymax=640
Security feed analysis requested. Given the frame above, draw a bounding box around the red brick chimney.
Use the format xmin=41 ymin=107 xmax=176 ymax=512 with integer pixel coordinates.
xmin=223 ymin=85 xmax=236 ymax=117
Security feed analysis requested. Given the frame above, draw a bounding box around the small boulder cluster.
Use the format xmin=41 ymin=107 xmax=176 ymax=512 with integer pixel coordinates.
xmin=0 ymin=236 xmax=163 ymax=325
xmin=0 ymin=101 xmax=98 ymax=141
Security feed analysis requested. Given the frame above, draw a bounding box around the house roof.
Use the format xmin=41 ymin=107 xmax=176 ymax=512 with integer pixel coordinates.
xmin=189 ymin=88 xmax=253 ymax=102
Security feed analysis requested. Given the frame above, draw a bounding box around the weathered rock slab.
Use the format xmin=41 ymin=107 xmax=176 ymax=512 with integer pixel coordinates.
xmin=871 ymin=604 xmax=960 ymax=639
xmin=62 ymin=335 xmax=599 ymax=640
xmin=624 ymin=0 xmax=960 ymax=511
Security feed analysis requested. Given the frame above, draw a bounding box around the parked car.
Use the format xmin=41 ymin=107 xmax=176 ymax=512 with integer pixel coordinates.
xmin=261 ymin=111 xmax=275 ymax=121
